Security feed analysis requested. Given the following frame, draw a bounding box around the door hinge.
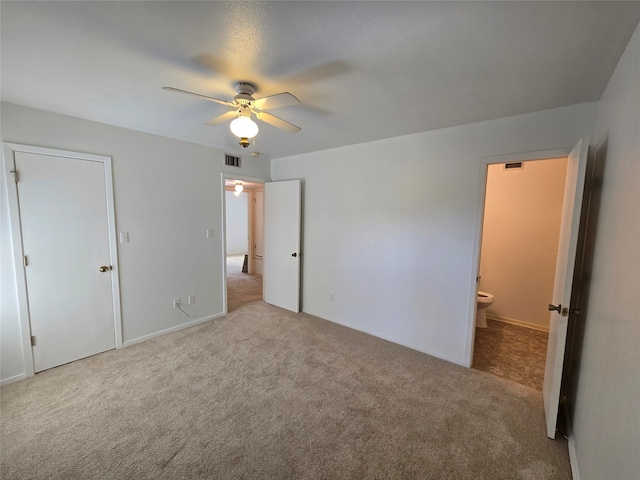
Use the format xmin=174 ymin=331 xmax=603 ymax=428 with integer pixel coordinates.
xmin=31 ymin=336 xmax=36 ymax=346
xmin=10 ymin=170 xmax=19 ymax=183
xmin=23 ymin=255 xmax=28 ymax=267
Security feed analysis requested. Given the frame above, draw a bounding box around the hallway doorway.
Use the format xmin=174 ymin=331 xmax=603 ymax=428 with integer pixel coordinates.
xmin=223 ymin=176 xmax=265 ymax=312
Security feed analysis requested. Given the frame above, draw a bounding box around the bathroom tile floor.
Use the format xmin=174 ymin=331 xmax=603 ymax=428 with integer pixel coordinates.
xmin=472 ymin=319 xmax=549 ymax=390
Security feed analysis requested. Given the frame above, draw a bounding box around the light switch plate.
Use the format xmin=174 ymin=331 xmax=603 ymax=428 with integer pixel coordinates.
xmin=206 ymin=229 xmax=214 ymax=238
xmin=119 ymin=232 xmax=129 ymax=243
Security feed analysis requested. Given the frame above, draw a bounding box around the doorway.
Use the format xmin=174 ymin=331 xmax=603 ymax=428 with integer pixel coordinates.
xmin=221 ymin=175 xmax=303 ymax=315
xmin=472 ymin=157 xmax=569 ymax=390
xmin=223 ymin=175 xmax=265 ymax=312
xmin=467 ymin=139 xmax=589 ymax=439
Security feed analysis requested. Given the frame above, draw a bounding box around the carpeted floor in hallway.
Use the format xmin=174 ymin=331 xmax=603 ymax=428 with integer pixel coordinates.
xmin=226 ymin=255 xmax=262 ymax=312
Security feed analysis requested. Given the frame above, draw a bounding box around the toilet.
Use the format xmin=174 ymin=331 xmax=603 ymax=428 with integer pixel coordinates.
xmin=476 ymin=291 xmax=495 ymax=328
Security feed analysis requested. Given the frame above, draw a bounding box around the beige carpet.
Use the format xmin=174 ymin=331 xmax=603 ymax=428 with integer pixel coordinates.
xmin=1 ymin=302 xmax=571 ymax=479
xmin=226 ymin=255 xmax=262 ymax=312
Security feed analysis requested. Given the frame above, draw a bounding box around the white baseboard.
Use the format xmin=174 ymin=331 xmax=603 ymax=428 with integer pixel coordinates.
xmin=562 ymin=398 xmax=580 ymax=480
xmin=486 ymin=314 xmax=549 ymax=333
xmin=568 ymin=436 xmax=580 ymax=480
xmin=303 ymin=309 xmax=466 ymax=367
xmin=122 ymin=312 xmax=225 ymax=348
xmin=0 ymin=373 xmax=27 ymax=386
xmin=0 ymin=314 xmax=226 ymax=385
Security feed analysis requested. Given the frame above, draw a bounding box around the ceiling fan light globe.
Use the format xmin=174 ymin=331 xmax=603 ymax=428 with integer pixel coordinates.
xmin=230 ymin=117 xmax=259 ymax=139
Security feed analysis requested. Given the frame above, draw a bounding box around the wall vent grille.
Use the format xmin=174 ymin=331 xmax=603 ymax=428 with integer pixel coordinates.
xmin=225 ymin=154 xmax=241 ymax=168
xmin=504 ymin=162 xmax=524 ymax=170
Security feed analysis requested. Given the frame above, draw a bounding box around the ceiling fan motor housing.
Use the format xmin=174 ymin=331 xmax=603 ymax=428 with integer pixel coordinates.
xmin=234 ymin=82 xmax=256 ymax=101
xmin=234 ymin=95 xmax=253 ymax=107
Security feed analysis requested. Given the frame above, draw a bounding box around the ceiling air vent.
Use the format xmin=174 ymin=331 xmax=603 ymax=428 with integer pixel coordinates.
xmin=225 ymin=154 xmax=241 ymax=168
xmin=504 ymin=162 xmax=524 ymax=170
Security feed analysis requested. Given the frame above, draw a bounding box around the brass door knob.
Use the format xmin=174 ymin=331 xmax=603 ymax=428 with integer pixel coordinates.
xmin=99 ymin=266 xmax=111 ymax=273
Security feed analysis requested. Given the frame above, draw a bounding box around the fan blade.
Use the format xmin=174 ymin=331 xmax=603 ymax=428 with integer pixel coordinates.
xmin=204 ymin=110 xmax=238 ymax=126
xmin=256 ymin=111 xmax=301 ymax=133
xmin=162 ymin=87 xmax=235 ymax=107
xmin=253 ymin=92 xmax=300 ymax=110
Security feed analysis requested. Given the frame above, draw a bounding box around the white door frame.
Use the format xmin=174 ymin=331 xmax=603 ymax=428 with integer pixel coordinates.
xmin=463 ymin=148 xmax=572 ymax=367
xmin=220 ymin=173 xmax=267 ymax=315
xmin=2 ymin=143 xmax=123 ymax=377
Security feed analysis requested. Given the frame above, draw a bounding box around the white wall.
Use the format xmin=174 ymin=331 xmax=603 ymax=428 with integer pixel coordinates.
xmin=272 ymin=102 xmax=597 ymax=366
xmin=569 ymin=25 xmax=640 ymax=480
xmin=225 ymin=190 xmax=249 ymax=255
xmin=0 ymin=102 xmax=270 ymax=383
xmin=480 ymin=158 xmax=568 ymax=329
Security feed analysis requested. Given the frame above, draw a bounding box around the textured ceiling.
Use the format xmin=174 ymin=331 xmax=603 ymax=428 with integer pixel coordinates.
xmin=2 ymin=1 xmax=639 ymax=160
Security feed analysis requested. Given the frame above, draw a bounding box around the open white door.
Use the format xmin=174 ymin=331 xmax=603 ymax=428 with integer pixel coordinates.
xmin=543 ymin=137 xmax=589 ymax=438
xmin=263 ymin=180 xmax=301 ymax=312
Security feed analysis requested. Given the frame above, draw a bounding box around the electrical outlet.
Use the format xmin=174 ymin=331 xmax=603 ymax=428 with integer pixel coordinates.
xmin=188 ymin=295 xmax=195 ymax=305
xmin=173 ymin=298 xmax=180 ymax=308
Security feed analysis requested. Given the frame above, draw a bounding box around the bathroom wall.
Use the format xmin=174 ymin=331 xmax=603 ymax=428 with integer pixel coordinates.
xmin=225 ymin=190 xmax=249 ymax=256
xmin=479 ymin=158 xmax=568 ymax=330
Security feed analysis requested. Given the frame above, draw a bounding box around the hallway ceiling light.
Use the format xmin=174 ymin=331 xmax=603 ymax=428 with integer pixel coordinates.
xmin=234 ymin=181 xmax=244 ymax=196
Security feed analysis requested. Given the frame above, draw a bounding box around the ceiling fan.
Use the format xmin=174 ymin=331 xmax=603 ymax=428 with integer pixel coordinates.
xmin=162 ymin=82 xmax=301 ymax=148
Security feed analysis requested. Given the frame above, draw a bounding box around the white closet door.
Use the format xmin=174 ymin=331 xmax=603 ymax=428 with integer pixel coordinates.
xmin=16 ymin=151 xmax=116 ymax=372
